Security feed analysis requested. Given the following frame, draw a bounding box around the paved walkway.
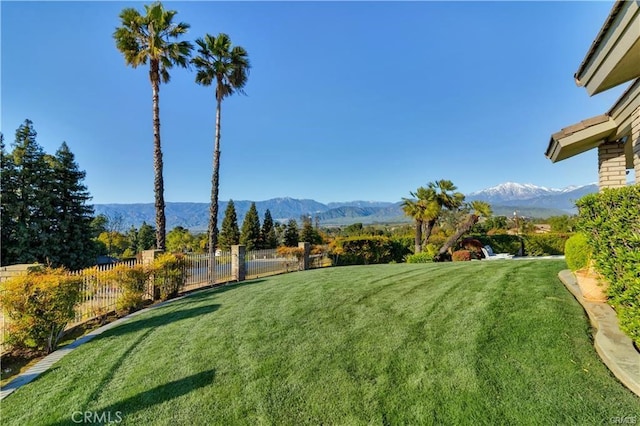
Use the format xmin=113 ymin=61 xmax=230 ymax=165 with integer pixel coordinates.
xmin=558 ymin=269 xmax=640 ymax=397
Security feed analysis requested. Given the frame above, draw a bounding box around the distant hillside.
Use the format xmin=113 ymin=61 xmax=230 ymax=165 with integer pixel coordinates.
xmin=93 ymin=182 xmax=595 ymax=230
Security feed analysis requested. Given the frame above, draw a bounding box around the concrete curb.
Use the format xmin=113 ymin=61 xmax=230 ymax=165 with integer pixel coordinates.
xmin=558 ymin=270 xmax=640 ymax=397
xmin=0 ymin=295 xmax=187 ymax=400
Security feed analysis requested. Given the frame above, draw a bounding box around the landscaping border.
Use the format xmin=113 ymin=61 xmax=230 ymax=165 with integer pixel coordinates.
xmin=558 ymin=269 xmax=640 ymax=397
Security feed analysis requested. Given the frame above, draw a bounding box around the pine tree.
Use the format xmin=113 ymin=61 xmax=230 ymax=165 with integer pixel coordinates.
xmin=1 ymin=133 xmax=19 ymax=264
xmin=260 ymin=209 xmax=278 ymax=249
xmin=50 ymin=142 xmax=96 ymax=269
xmin=284 ymin=219 xmax=299 ymax=247
xmin=10 ymin=120 xmax=56 ymax=264
xmin=240 ymin=202 xmax=261 ymax=251
xmin=300 ymin=215 xmax=322 ymax=245
xmin=137 ymin=222 xmax=156 ymax=252
xmin=219 ymin=200 xmax=240 ymax=250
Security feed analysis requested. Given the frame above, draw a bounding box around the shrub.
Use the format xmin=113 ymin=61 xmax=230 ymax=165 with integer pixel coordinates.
xmin=330 ymin=236 xmax=409 ymax=266
xmin=406 ymin=252 xmax=434 ymax=263
xmin=577 ymin=185 xmax=640 ymax=346
xmin=469 ymin=234 xmax=521 ymax=255
xmin=107 ymin=264 xmax=151 ymax=314
xmin=276 ymin=246 xmax=305 ymax=260
xmin=0 ymin=267 xmax=83 ymax=353
xmin=564 ymin=233 xmax=591 ymax=272
xmin=522 ymin=233 xmax=570 ymax=256
xmin=152 ymin=253 xmax=188 ymax=300
xmin=452 ymin=250 xmax=472 ymax=262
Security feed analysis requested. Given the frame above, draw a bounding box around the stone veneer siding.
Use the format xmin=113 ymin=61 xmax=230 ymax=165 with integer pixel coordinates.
xmin=598 ymin=141 xmax=627 ymax=189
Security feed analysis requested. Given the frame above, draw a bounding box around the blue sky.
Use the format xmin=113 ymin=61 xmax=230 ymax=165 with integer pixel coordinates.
xmin=1 ymin=1 xmax=628 ymax=204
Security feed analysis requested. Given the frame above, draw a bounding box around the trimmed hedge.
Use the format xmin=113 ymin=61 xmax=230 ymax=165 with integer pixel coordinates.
xmin=564 ymin=233 xmax=591 ymax=272
xmin=577 ymin=185 xmax=640 ymax=346
xmin=469 ymin=233 xmax=570 ymax=256
xmin=330 ymin=236 xmax=410 ymax=266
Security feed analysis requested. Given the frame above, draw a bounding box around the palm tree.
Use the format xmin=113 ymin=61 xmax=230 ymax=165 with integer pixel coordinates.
xmin=402 ymin=186 xmax=439 ymax=254
xmin=435 ymin=201 xmax=493 ymax=261
xmin=191 ymin=33 xmax=250 ymax=284
xmin=114 ymin=2 xmax=193 ymax=251
xmin=422 ymin=180 xmax=465 ymax=244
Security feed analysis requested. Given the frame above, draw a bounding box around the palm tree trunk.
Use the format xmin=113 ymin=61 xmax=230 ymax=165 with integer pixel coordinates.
xmin=414 ymin=219 xmax=423 ymax=254
xmin=150 ymin=60 xmax=166 ymax=251
xmin=434 ymin=214 xmax=478 ymax=261
xmin=208 ymin=95 xmax=222 ymax=284
xmin=423 ymin=219 xmax=436 ymax=247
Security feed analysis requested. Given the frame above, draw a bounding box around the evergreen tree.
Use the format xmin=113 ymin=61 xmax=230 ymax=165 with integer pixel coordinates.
xmin=125 ymin=225 xmax=139 ymax=256
xmin=137 ymin=222 xmax=156 ymax=252
xmin=240 ymin=202 xmax=261 ymax=251
xmin=1 ymin=121 xmax=97 ymax=269
xmin=90 ymin=214 xmax=109 ymax=238
xmin=260 ymin=209 xmax=278 ymax=249
xmin=219 ymin=200 xmax=240 ymax=250
xmin=50 ymin=142 xmax=96 ymax=269
xmin=1 ymin=133 xmax=19 ymax=264
xmin=10 ymin=120 xmax=56 ymax=264
xmin=283 ymin=219 xmax=299 ymax=247
xmin=300 ymin=215 xmax=322 ymax=245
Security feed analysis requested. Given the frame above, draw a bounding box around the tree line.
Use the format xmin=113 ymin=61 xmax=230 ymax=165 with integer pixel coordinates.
xmin=1 ymin=120 xmax=97 ymax=269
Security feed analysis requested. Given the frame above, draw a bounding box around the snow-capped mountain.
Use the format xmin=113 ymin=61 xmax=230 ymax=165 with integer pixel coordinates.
xmin=467 ymin=182 xmax=598 ymax=211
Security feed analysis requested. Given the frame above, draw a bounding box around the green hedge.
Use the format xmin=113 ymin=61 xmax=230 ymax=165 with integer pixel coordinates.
xmin=469 ymin=233 xmax=569 ymax=256
xmin=577 ymin=185 xmax=640 ymax=346
xmin=331 ymin=236 xmax=410 ymax=266
xmin=564 ymin=233 xmax=591 ymax=272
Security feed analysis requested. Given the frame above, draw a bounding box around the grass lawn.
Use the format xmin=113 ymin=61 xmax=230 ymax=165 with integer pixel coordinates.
xmin=2 ymin=260 xmax=639 ymax=424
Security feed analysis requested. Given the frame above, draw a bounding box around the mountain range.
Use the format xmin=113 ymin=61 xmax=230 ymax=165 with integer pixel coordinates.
xmin=93 ymin=182 xmax=597 ymax=231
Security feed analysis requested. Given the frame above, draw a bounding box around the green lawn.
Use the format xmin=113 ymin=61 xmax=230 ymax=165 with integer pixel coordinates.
xmin=3 ymin=261 xmax=639 ymax=425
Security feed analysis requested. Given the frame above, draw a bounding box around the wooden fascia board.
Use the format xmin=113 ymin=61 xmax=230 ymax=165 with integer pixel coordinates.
xmin=575 ymin=1 xmax=640 ymax=95
xmin=546 ymin=118 xmax=618 ymax=162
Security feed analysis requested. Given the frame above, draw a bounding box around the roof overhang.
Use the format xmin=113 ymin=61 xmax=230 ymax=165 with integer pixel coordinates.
xmin=575 ymin=0 xmax=640 ymax=96
xmin=545 ymin=115 xmax=618 ymax=162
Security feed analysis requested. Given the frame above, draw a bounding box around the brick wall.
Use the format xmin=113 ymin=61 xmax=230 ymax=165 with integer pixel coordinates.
xmin=633 ymin=105 xmax=640 ymax=183
xmin=598 ymin=141 xmax=627 ymax=189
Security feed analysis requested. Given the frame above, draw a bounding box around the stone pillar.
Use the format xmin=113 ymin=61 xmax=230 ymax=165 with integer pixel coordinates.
xmin=298 ymin=242 xmax=311 ymax=270
xmin=141 ymin=249 xmax=163 ymax=300
xmin=232 ymin=245 xmax=246 ymax=282
xmin=598 ymin=141 xmax=627 ymax=190
xmin=633 ymin=105 xmax=640 ymax=183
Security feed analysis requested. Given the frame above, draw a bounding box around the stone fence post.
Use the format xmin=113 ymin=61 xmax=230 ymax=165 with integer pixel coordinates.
xmin=141 ymin=249 xmax=163 ymax=300
xmin=232 ymin=245 xmax=246 ymax=282
xmin=298 ymin=242 xmax=311 ymax=270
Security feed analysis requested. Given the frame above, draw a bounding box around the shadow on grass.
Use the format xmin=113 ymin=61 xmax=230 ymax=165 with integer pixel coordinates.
xmin=95 ymin=303 xmax=222 ymax=341
xmin=93 ymin=278 xmax=269 ymax=341
xmin=46 ymin=369 xmax=216 ymax=426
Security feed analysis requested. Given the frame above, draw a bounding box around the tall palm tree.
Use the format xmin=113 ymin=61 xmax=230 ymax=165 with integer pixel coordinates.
xmin=435 ymin=201 xmax=493 ymax=261
xmin=191 ymin=33 xmax=250 ymax=284
xmin=114 ymin=2 xmax=192 ymax=251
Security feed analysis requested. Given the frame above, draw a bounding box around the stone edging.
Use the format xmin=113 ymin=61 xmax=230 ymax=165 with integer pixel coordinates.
xmin=0 ymin=295 xmax=187 ymax=400
xmin=558 ymin=269 xmax=640 ymax=397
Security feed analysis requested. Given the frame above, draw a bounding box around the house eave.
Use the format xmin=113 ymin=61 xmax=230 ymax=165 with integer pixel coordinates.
xmin=545 ymin=116 xmax=618 ymax=162
xmin=574 ymin=0 xmax=640 ymax=95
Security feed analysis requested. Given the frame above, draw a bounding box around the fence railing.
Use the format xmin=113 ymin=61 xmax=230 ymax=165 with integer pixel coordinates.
xmin=0 ymin=244 xmax=330 ymax=354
